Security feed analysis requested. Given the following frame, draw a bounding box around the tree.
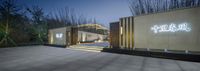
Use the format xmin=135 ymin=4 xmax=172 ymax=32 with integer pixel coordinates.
xmin=27 ymin=6 xmax=47 ymax=43
xmin=0 ymin=0 xmax=20 ymax=46
xmin=47 ymin=7 xmax=96 ymax=29
xmin=129 ymin=0 xmax=200 ymax=16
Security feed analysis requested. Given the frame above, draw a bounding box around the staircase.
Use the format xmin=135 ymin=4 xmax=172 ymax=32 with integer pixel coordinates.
xmin=67 ymin=45 xmax=104 ymax=52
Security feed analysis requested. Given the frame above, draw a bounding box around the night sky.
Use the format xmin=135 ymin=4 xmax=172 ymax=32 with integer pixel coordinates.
xmin=16 ymin=0 xmax=132 ymax=27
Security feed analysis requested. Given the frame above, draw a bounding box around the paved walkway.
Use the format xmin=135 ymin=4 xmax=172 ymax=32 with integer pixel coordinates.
xmin=79 ymin=42 xmax=109 ymax=47
xmin=0 ymin=46 xmax=199 ymax=71
xmin=68 ymin=42 xmax=109 ymax=52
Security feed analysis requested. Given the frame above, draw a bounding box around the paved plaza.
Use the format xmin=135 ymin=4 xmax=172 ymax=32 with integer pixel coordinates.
xmin=0 ymin=46 xmax=199 ymax=71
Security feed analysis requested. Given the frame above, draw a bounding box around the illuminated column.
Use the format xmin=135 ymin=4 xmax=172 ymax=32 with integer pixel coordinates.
xmin=119 ymin=19 xmax=121 ymax=48
xmin=130 ymin=17 xmax=133 ymax=49
xmin=124 ymin=18 xmax=127 ymax=48
xmin=82 ymin=33 xmax=86 ymax=42
xmin=122 ymin=18 xmax=125 ymax=48
xmin=119 ymin=19 xmax=123 ymax=48
xmin=132 ymin=17 xmax=134 ymax=49
xmin=126 ymin=18 xmax=129 ymax=49
xmin=50 ymin=32 xmax=54 ymax=44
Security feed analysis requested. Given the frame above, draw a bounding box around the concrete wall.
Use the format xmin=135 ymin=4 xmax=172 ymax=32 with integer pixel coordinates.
xmin=49 ymin=27 xmax=79 ymax=46
xmin=134 ymin=7 xmax=200 ymax=51
xmin=49 ymin=27 xmax=67 ymax=45
xmin=48 ymin=26 xmax=107 ymax=46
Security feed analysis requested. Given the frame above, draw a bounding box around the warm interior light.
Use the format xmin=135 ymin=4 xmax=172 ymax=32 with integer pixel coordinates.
xmin=120 ymin=26 xmax=123 ymax=35
xmin=50 ymin=34 xmax=54 ymax=44
xmin=82 ymin=33 xmax=86 ymax=42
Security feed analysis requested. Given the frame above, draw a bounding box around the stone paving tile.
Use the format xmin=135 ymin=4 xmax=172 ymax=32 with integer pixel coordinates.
xmin=0 ymin=46 xmax=199 ymax=71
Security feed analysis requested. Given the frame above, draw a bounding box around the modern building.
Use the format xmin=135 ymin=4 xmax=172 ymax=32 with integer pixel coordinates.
xmin=78 ymin=31 xmax=107 ymax=43
xmin=48 ymin=24 xmax=108 ymax=46
xmin=110 ymin=7 xmax=200 ymax=52
xmin=48 ymin=27 xmax=78 ymax=46
xmin=78 ymin=24 xmax=108 ymax=35
xmin=78 ymin=24 xmax=108 ymax=43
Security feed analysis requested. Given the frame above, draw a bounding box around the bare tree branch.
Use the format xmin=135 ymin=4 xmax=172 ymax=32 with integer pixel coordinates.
xmin=129 ymin=0 xmax=200 ymax=16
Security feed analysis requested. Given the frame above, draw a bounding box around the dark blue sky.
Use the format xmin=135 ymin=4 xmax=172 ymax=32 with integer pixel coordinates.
xmin=16 ymin=0 xmax=132 ymax=27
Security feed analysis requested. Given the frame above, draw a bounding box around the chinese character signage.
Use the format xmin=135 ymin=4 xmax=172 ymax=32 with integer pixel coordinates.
xmin=151 ymin=22 xmax=191 ymax=33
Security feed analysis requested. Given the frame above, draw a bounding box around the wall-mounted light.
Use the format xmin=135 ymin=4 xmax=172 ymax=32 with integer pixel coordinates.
xmin=50 ymin=35 xmax=53 ymax=44
xmin=120 ymin=26 xmax=123 ymax=35
xmin=82 ymin=33 xmax=86 ymax=42
xmin=56 ymin=33 xmax=63 ymax=39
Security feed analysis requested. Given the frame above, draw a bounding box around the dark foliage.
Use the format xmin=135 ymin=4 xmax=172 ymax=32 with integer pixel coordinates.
xmin=0 ymin=0 xmax=98 ymax=47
